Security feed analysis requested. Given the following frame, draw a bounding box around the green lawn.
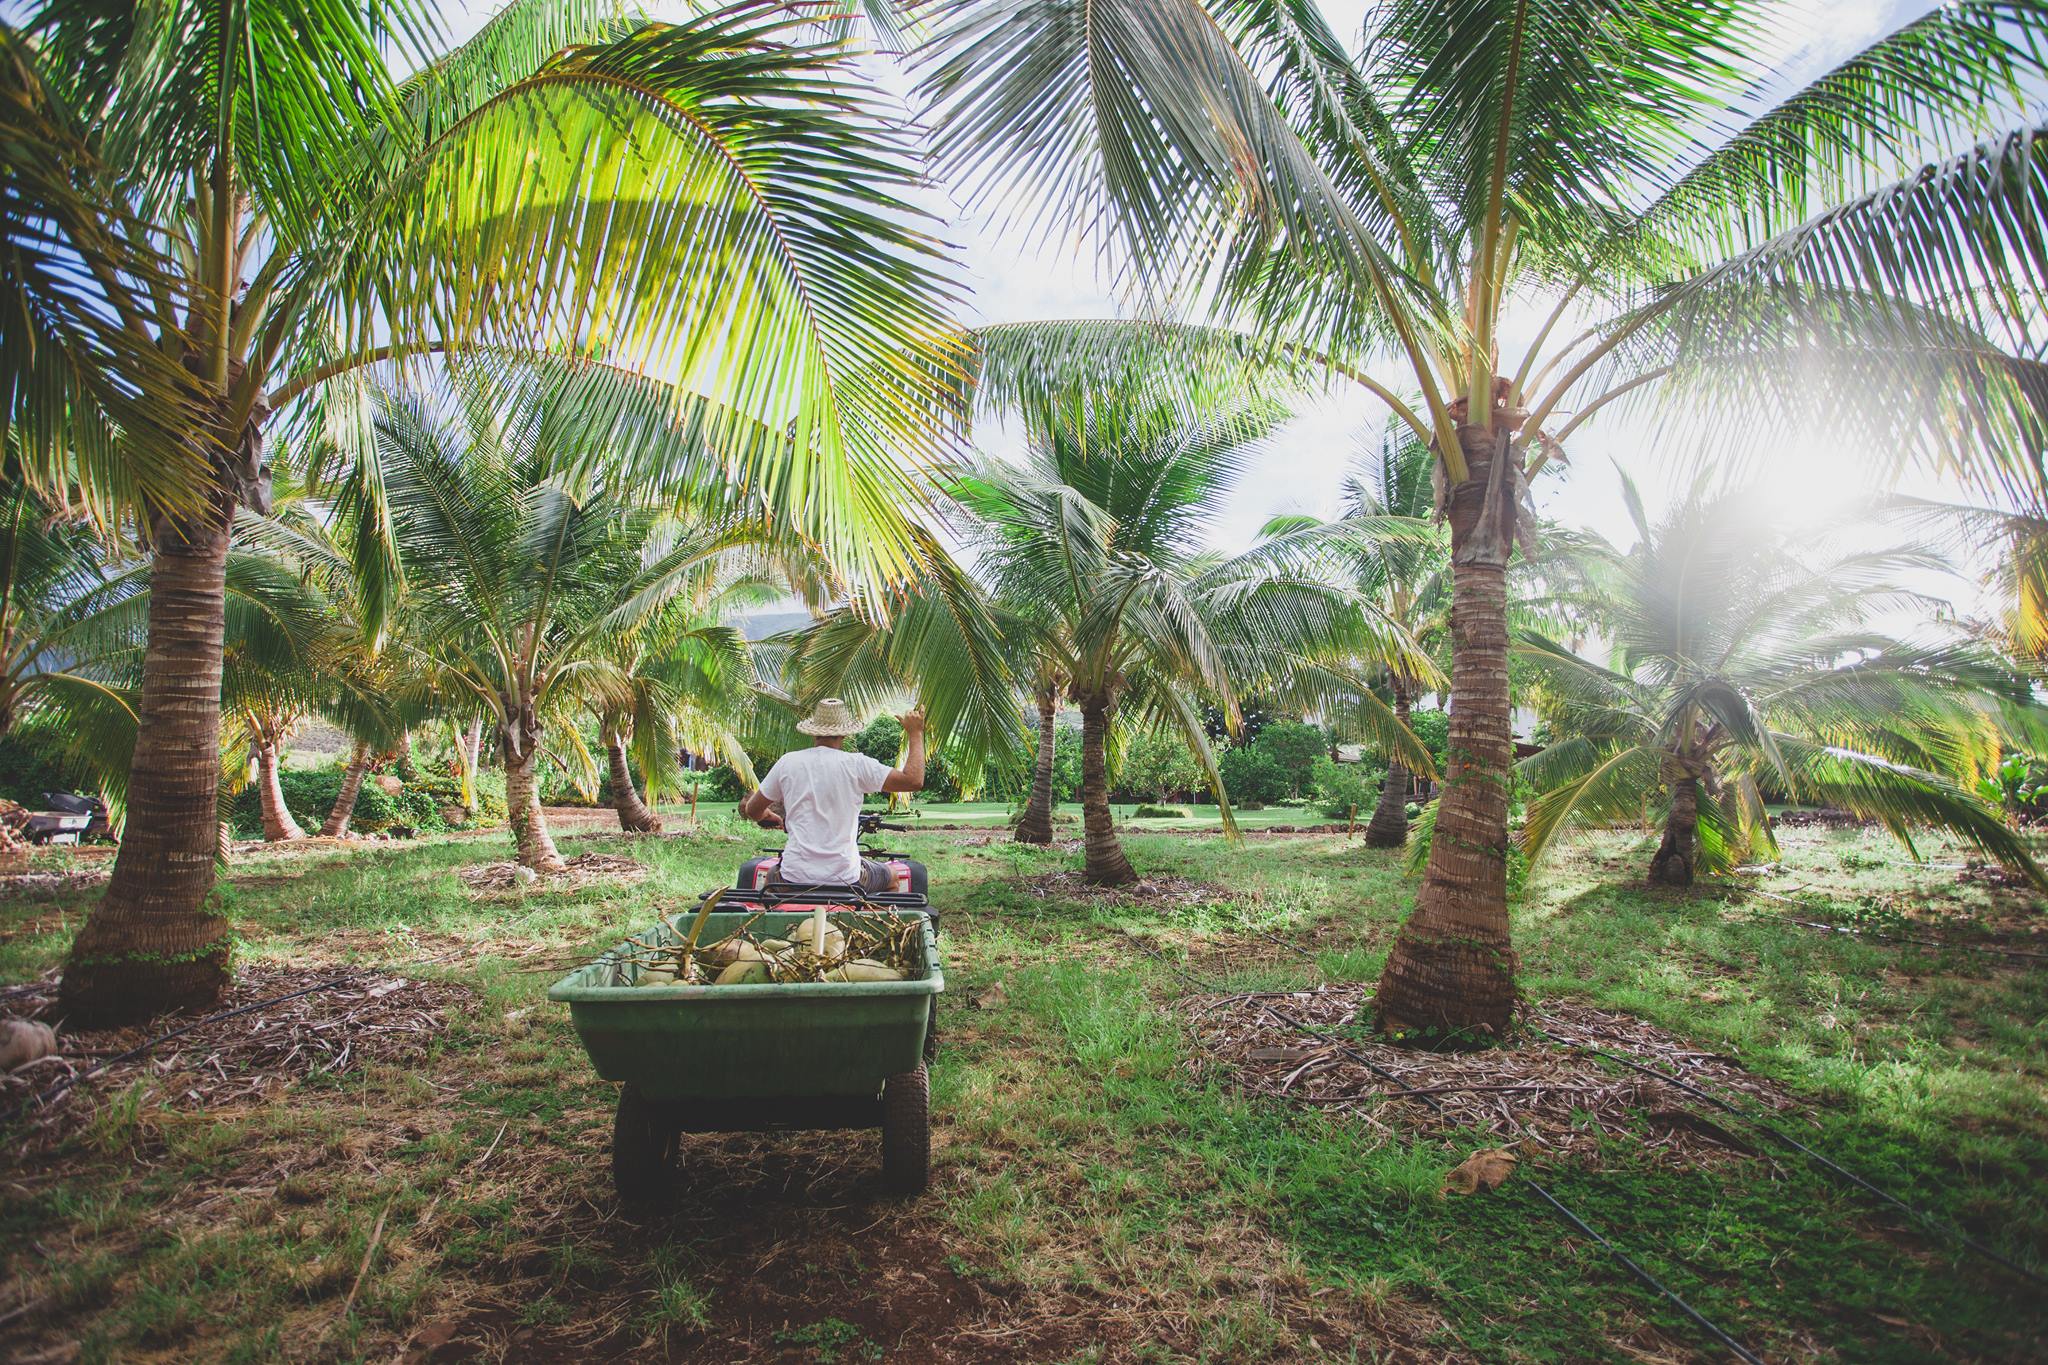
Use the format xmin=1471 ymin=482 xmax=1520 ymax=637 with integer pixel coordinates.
xmin=1 ymin=811 xmax=2042 ymax=1361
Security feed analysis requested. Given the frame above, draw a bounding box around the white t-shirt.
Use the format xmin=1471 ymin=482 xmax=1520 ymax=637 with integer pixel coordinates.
xmin=758 ymin=745 xmax=895 ymax=883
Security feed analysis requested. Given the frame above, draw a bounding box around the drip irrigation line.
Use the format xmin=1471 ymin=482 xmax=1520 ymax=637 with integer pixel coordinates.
xmin=3 ymin=977 xmax=351 ymax=1127
xmin=1526 ymin=1022 xmax=2048 ymax=1289
xmin=1130 ymin=938 xmax=1771 ymax=1364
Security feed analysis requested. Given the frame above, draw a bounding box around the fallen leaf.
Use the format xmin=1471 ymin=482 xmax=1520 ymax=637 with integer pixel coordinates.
xmin=1443 ymin=1148 xmax=1517 ymax=1196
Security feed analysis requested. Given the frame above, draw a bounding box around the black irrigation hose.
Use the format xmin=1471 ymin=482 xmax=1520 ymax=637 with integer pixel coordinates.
xmin=2 ymin=977 xmax=351 ymax=1128
xmin=1526 ymin=1022 xmax=2048 ymax=1289
xmin=1131 ymin=939 xmax=1771 ymax=1365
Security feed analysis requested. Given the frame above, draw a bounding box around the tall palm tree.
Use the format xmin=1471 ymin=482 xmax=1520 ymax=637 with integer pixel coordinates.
xmin=372 ymin=377 xmax=768 ymax=873
xmin=8 ymin=0 xmax=964 ymax=1022
xmin=948 ymin=394 xmax=1430 ymax=883
xmin=1518 ymin=480 xmax=2045 ymax=887
xmin=922 ymin=0 xmax=2048 ymax=1032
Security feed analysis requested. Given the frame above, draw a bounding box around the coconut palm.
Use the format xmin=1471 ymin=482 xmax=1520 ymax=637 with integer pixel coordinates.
xmin=1517 ymin=481 xmax=2045 ymax=888
xmin=948 ymin=393 xmax=1430 ymax=883
xmin=0 ymin=473 xmax=143 ymax=858
xmin=9 ymin=0 xmax=963 ymax=1022
xmin=592 ymin=569 xmax=776 ymax=834
xmin=370 ymin=377 xmax=770 ymax=873
xmin=1260 ymin=424 xmax=1448 ymax=847
xmin=923 ymin=0 xmax=2048 ymax=1031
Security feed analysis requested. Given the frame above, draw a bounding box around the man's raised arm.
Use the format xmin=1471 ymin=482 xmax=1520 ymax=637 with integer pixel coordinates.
xmin=881 ymin=711 xmax=926 ymax=794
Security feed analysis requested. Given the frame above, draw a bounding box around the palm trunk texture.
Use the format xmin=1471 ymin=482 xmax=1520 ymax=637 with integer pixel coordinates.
xmin=255 ymin=739 xmax=305 ymax=841
xmin=1648 ymin=775 xmax=1699 ymax=887
xmin=1015 ymin=691 xmax=1058 ymax=845
xmin=606 ymin=733 xmax=664 ymax=833
xmin=61 ymin=518 xmax=235 ymax=1025
xmin=1364 ymin=684 xmax=1413 ymax=848
xmin=1375 ymin=425 xmax=1520 ymax=1037
xmin=1079 ymin=696 xmax=1135 ymax=885
xmin=502 ymin=701 xmax=565 ymax=873
xmin=322 ymin=740 xmax=373 ymax=837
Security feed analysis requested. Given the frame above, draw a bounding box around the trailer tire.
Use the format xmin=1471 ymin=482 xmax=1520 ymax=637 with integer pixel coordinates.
xmin=881 ymin=1065 xmax=929 ymax=1195
xmin=612 ymin=1085 xmax=677 ymax=1205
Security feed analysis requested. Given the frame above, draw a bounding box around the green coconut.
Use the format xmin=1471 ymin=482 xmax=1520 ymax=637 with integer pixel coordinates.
xmin=715 ymin=960 xmax=773 ymax=986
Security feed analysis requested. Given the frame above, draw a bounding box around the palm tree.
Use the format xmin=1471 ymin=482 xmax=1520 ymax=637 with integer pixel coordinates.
xmin=592 ymin=570 xmax=773 ymax=834
xmin=922 ymin=0 xmax=2048 ymax=1031
xmin=1260 ymin=424 xmax=1449 ymax=847
xmin=946 ymin=393 xmax=1429 ymax=883
xmin=9 ymin=1 xmax=963 ymax=1023
xmin=372 ymin=377 xmax=766 ymax=873
xmin=1518 ymin=481 xmax=2045 ymax=888
xmin=0 ymin=473 xmax=143 ymax=866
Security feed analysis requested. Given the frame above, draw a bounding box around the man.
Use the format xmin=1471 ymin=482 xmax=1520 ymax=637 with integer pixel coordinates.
xmin=740 ymin=699 xmax=924 ymax=890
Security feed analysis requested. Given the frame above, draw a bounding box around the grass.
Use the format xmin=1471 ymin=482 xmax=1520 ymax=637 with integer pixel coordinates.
xmin=0 ymin=803 xmax=2042 ymax=1361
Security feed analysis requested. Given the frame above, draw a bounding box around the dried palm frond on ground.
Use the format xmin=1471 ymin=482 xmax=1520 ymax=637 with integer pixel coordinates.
xmin=1184 ymin=985 xmax=1796 ymax=1169
xmin=0 ymin=868 xmax=112 ymax=899
xmin=2 ymin=966 xmax=469 ymax=1155
xmin=459 ymin=853 xmax=647 ymax=896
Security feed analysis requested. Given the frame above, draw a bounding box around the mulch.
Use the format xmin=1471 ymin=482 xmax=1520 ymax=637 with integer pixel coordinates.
xmin=1020 ymin=870 xmax=1236 ymax=910
xmin=459 ymin=853 xmax=648 ymax=896
xmin=1186 ymin=984 xmax=1796 ymax=1168
xmin=1 ymin=965 xmax=470 ymax=1155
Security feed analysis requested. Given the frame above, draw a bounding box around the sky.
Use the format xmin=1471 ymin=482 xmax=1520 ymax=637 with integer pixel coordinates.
xmin=440 ymin=0 xmax=1987 ymax=591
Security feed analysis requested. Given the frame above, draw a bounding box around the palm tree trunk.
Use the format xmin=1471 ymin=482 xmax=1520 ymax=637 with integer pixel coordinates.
xmin=1015 ymin=690 xmax=1058 ymax=845
xmin=1079 ymin=695 xmax=1135 ymax=885
xmin=1364 ymin=682 xmax=1413 ymax=848
xmin=255 ymin=738 xmax=305 ymax=841
xmin=461 ymin=717 xmax=484 ymax=814
xmin=605 ymin=728 xmax=663 ymax=833
xmin=61 ymin=519 xmax=235 ymax=1025
xmin=1648 ymin=776 xmax=1699 ymax=887
xmin=322 ymin=740 xmax=373 ymax=837
xmin=1376 ymin=426 xmax=1520 ymax=1037
xmin=394 ymin=730 xmax=420 ymax=784
xmin=502 ymin=699 xmax=565 ymax=873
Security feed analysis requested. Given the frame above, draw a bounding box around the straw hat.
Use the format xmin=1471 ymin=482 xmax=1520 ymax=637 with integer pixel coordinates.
xmin=795 ymin=697 xmax=863 ymax=736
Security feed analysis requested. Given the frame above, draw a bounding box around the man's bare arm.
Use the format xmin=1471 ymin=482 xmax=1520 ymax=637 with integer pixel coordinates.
xmin=739 ymin=789 xmax=780 ymax=827
xmin=880 ymin=711 xmax=926 ymax=794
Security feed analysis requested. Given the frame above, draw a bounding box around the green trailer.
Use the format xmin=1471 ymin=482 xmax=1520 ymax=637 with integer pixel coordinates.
xmin=549 ymin=905 xmax=943 ymax=1198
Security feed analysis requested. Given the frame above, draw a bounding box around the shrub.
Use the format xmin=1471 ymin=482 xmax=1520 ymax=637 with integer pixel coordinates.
xmin=227 ymin=761 xmax=504 ymax=836
xmin=1111 ymin=731 xmax=1206 ymax=804
xmin=1406 ymin=709 xmax=1449 ymax=763
xmin=1133 ymin=804 xmax=1190 ymax=819
xmin=1250 ymin=720 xmax=1327 ymax=797
xmin=1219 ymin=744 xmax=1290 ymax=807
xmin=853 ymin=715 xmax=962 ymax=799
xmin=0 ymin=733 xmax=90 ymax=806
xmin=1309 ymin=756 xmax=1381 ymax=820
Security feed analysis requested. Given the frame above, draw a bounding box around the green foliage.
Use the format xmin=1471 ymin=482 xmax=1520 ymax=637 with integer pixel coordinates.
xmin=225 ymin=762 xmax=506 ymax=837
xmin=1218 ymin=744 xmax=1290 ymax=808
xmin=1248 ymin=720 xmax=1327 ymax=797
xmin=1111 ymin=730 xmax=1207 ymax=803
xmin=851 ymin=716 xmax=963 ymax=801
xmin=1309 ymin=755 xmax=1381 ymax=820
xmin=1404 ymin=710 xmax=1449 ymax=764
xmin=0 ymin=732 xmax=90 ymax=806
xmin=1132 ymin=804 xmax=1190 ymax=819
xmin=1978 ymin=752 xmax=2048 ymax=816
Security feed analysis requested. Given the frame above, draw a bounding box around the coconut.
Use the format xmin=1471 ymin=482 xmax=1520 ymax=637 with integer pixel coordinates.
xmin=759 ymin=938 xmax=792 ymax=955
xmin=715 ymin=960 xmax=772 ymax=986
xmin=786 ymin=917 xmax=848 ymax=958
xmin=824 ymin=959 xmax=906 ymax=983
xmin=702 ymin=938 xmax=770 ymax=969
xmin=637 ymin=966 xmax=678 ymax=987
xmin=0 ymin=1019 xmax=58 ymax=1071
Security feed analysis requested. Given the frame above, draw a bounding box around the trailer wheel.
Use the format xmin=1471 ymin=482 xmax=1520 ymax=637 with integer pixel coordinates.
xmin=881 ymin=1065 xmax=929 ymax=1195
xmin=612 ymin=1085 xmax=678 ymax=1204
